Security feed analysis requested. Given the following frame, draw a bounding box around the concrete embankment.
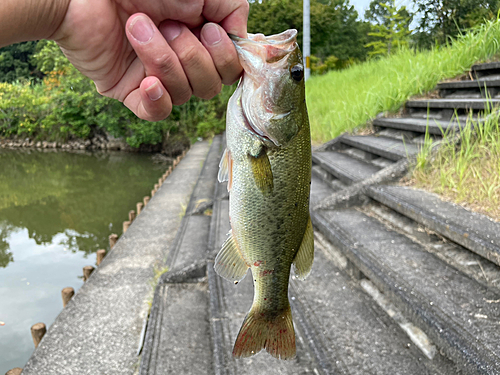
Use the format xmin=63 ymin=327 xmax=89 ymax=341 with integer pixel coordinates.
xmin=21 ymin=141 xmax=211 ymax=375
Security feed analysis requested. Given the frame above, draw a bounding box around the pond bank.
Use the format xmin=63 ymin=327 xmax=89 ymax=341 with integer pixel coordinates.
xmin=19 ymin=141 xmax=211 ymax=375
xmin=0 ymin=148 xmax=171 ymax=373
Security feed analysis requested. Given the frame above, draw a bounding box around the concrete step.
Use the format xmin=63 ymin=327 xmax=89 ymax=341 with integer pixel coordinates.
xmin=312 ymin=151 xmax=382 ymax=185
xmin=406 ymin=98 xmax=500 ymax=110
xmin=209 ymin=184 xmax=454 ymax=374
xmin=141 ymin=278 xmax=211 ymax=375
xmin=366 ymin=203 xmax=500 ymax=292
xmin=472 ymin=62 xmax=500 ymax=78
xmin=165 ymin=135 xmax=223 ymax=269
xmin=207 ymin=188 xmax=319 ymax=374
xmin=310 ymin=174 xmax=336 ymax=208
xmin=341 ymin=135 xmax=420 ymax=161
xmin=367 ymin=185 xmax=500 ymax=267
xmin=311 ymin=165 xmax=347 ymax=192
xmin=373 ymin=117 xmax=464 ymax=135
xmin=312 ymin=208 xmax=500 ymax=375
xmin=139 ymin=135 xmax=225 ymax=374
xmin=437 ymin=79 xmax=500 ymax=90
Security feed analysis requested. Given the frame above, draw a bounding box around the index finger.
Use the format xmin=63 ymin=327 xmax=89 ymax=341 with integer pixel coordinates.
xmin=202 ymin=0 xmax=249 ymax=38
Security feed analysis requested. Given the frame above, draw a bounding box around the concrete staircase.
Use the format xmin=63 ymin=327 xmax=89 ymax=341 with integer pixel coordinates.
xmin=140 ymin=62 xmax=500 ymax=375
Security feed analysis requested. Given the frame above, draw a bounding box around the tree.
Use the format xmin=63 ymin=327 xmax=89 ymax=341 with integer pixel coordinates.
xmin=0 ymin=42 xmax=42 ymax=83
xmin=412 ymin=0 xmax=500 ymax=48
xmin=248 ymin=0 xmax=369 ymax=67
xmin=364 ymin=1 xmax=412 ymax=58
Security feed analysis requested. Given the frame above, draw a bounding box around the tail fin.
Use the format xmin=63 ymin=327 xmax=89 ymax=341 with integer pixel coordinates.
xmin=232 ymin=305 xmax=296 ymax=360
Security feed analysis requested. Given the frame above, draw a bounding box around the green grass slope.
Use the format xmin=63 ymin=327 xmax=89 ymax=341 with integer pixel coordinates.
xmin=306 ymin=18 xmax=500 ymax=144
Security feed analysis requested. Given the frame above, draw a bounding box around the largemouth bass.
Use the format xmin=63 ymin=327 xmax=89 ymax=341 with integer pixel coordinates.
xmin=215 ymin=29 xmax=313 ymax=360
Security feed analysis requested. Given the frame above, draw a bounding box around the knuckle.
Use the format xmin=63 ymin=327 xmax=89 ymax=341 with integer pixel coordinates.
xmin=178 ymin=44 xmax=202 ymax=69
xmin=216 ymin=52 xmax=236 ymax=72
xmin=150 ymin=53 xmax=176 ymax=75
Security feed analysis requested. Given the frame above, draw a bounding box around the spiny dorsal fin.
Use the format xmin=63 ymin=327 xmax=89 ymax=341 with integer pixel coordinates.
xmin=214 ymin=230 xmax=249 ymax=283
xmin=293 ymin=217 xmax=314 ymax=280
xmin=249 ymin=150 xmax=273 ymax=195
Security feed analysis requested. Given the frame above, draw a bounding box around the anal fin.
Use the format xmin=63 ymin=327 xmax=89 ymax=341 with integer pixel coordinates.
xmin=214 ymin=230 xmax=248 ymax=283
xmin=293 ymin=217 xmax=314 ymax=280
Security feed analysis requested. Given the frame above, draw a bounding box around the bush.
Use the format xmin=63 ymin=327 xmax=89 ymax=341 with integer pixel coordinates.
xmin=0 ymin=41 xmax=235 ymax=147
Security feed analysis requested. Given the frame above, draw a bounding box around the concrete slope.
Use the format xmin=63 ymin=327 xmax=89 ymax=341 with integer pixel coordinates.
xmin=22 ymin=141 xmax=211 ymax=375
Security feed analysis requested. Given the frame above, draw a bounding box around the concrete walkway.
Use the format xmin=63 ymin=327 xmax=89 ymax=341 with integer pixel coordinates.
xmin=22 ymin=141 xmax=211 ymax=375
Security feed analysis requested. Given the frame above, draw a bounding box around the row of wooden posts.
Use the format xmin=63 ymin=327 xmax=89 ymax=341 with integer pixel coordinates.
xmin=9 ymin=151 xmax=188 ymax=375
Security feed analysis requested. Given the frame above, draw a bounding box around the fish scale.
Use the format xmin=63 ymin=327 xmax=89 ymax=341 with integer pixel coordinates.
xmin=214 ymin=29 xmax=313 ymax=360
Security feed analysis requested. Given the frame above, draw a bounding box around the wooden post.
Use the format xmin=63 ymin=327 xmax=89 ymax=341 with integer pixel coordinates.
xmin=137 ymin=202 xmax=144 ymax=215
xmin=83 ymin=265 xmax=95 ymax=281
xmin=168 ymin=166 xmax=172 ymax=173
xmin=123 ymin=221 xmax=131 ymax=233
xmin=158 ymin=177 xmax=162 ymax=186
xmin=109 ymin=234 xmax=118 ymax=249
xmin=61 ymin=287 xmax=74 ymax=307
xmin=6 ymin=368 xmax=23 ymax=375
xmin=31 ymin=323 xmax=46 ymax=348
xmin=151 ymin=189 xmax=155 ymax=197
xmin=96 ymin=249 xmax=106 ymax=266
xmin=128 ymin=210 xmax=136 ymax=222
xmin=143 ymin=196 xmax=150 ymax=206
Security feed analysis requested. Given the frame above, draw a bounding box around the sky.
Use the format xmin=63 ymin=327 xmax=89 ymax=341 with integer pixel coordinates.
xmin=350 ymin=0 xmax=413 ymax=20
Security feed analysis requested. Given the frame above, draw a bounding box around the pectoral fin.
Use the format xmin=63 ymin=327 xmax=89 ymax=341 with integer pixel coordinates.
xmin=218 ymin=148 xmax=233 ymax=191
xmin=214 ymin=230 xmax=249 ymax=283
xmin=293 ymin=218 xmax=314 ymax=280
xmin=249 ymin=150 xmax=273 ymax=195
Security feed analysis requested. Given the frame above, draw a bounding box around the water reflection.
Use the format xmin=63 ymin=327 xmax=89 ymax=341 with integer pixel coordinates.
xmin=0 ymin=148 xmax=166 ymax=372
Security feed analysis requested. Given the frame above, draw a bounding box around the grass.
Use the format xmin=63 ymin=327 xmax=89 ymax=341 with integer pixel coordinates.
xmin=411 ymin=110 xmax=500 ymax=220
xmin=306 ymin=18 xmax=500 ymax=144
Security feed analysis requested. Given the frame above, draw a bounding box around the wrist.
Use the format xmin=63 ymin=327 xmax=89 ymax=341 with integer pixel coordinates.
xmin=0 ymin=0 xmax=70 ymax=47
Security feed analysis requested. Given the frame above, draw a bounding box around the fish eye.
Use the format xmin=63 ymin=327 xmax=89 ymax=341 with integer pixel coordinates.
xmin=290 ymin=65 xmax=304 ymax=82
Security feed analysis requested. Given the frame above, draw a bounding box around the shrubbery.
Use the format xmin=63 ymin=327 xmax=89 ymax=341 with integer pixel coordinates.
xmin=0 ymin=41 xmax=234 ymax=148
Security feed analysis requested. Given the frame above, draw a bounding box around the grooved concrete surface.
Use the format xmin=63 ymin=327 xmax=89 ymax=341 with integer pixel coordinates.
xmin=313 ymin=151 xmax=381 ymax=183
xmin=21 ymin=141 xmax=211 ymax=375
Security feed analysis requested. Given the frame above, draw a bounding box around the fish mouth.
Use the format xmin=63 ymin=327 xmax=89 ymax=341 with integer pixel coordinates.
xmin=230 ymin=30 xmax=298 ymax=70
xmin=229 ymin=30 xmax=297 ymax=46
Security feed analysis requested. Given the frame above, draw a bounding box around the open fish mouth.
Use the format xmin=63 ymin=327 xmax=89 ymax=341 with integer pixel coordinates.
xmin=229 ymin=30 xmax=298 ymax=65
xmin=229 ymin=29 xmax=297 ymax=45
xmin=230 ymin=30 xmax=299 ymax=147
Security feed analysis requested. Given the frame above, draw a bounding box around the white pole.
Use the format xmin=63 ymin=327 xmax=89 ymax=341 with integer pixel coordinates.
xmin=303 ymin=0 xmax=310 ymax=81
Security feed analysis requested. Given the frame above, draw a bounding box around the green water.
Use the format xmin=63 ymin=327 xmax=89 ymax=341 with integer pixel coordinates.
xmin=0 ymin=149 xmax=167 ymax=373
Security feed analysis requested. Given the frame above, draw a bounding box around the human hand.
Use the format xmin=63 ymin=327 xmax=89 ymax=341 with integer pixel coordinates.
xmin=50 ymin=0 xmax=249 ymax=121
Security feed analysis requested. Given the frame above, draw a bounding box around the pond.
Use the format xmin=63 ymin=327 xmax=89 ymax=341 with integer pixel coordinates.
xmin=0 ymin=148 xmax=167 ymax=373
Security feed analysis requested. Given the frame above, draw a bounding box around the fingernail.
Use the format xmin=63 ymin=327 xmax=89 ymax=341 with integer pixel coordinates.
xmin=145 ymin=81 xmax=163 ymax=101
xmin=129 ymin=16 xmax=153 ymax=43
xmin=203 ymin=23 xmax=222 ymax=45
xmin=163 ymin=21 xmax=181 ymax=42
